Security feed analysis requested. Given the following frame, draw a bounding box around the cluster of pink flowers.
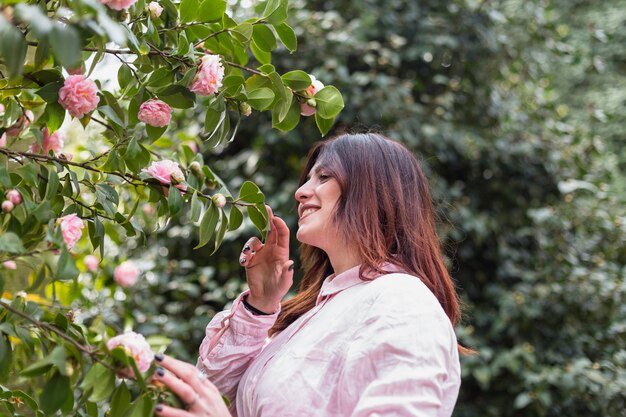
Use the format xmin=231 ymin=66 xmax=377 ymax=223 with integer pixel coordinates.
xmin=2 ymin=260 xmax=16 ymax=270
xmin=2 ymin=189 xmax=22 ymax=214
xmin=106 ymin=331 xmax=154 ymax=373
xmin=60 ymin=214 xmax=84 ymax=250
xmin=58 ymin=75 xmax=100 ymax=118
xmin=142 ymin=160 xmax=187 ymax=191
xmin=189 ymin=54 xmax=224 ymax=96
xmin=29 ymin=128 xmax=65 ymax=156
xmin=114 ymin=260 xmax=140 ymax=287
xmin=300 ymin=75 xmax=325 ymax=117
xmin=99 ymin=0 xmax=137 ymax=11
xmin=138 ymin=99 xmax=172 ymax=127
xmin=84 ymin=255 xmax=99 ymax=272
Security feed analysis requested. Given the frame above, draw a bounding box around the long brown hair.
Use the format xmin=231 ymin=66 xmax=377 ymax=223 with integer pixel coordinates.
xmin=270 ymin=133 xmax=469 ymax=353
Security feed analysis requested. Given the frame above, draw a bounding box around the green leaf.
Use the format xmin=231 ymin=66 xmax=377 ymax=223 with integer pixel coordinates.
xmin=35 ymin=81 xmax=63 ymax=103
xmin=124 ymin=138 xmax=151 ymax=172
xmin=35 ymin=36 xmax=51 ymax=68
xmin=0 ymin=165 xmax=10 ymax=188
xmin=199 ymin=0 xmax=227 ymax=22
xmin=99 ymin=105 xmax=126 ymax=127
xmin=273 ymin=22 xmax=296 ymax=52
xmin=228 ymin=206 xmax=243 ymax=231
xmin=40 ymin=372 xmax=70 ymax=415
xmin=247 ymin=87 xmax=275 ymax=110
xmin=238 ymin=181 xmax=265 ymax=203
xmin=252 ymin=24 xmax=277 ymax=52
xmin=110 ymin=382 xmax=131 ymax=416
xmin=118 ymin=64 xmax=133 ymax=91
xmin=281 ymin=70 xmax=311 ymax=90
xmin=272 ymin=98 xmax=301 ymax=132
xmin=0 ymin=24 xmax=27 ymax=77
xmin=158 ymin=85 xmax=196 ymax=109
xmin=195 ymin=202 xmax=219 ymax=249
xmin=203 ymin=108 xmax=227 ymax=144
xmin=50 ymin=24 xmax=82 ymax=69
xmin=315 ymin=112 xmax=335 ymax=136
xmin=146 ymin=125 xmax=168 ymax=143
xmin=167 ymin=187 xmax=183 ymax=216
xmin=15 ymin=4 xmax=53 ymax=38
xmin=44 ymin=169 xmax=60 ymax=200
xmin=250 ymin=40 xmax=271 ymax=65
xmin=56 ymin=248 xmax=80 ymax=280
xmin=247 ymin=204 xmax=270 ymax=238
xmin=263 ymin=0 xmax=288 ymax=25
xmin=179 ymin=0 xmax=199 ymax=23
xmin=0 ymin=232 xmax=26 ymax=254
xmin=212 ymin=210 xmax=228 ymax=254
xmin=233 ymin=22 xmax=253 ymax=43
xmin=43 ymin=102 xmax=66 ymax=132
xmin=314 ymin=86 xmax=345 ymax=119
xmin=0 ymin=335 xmax=12 ymax=381
xmin=21 ymin=345 xmax=67 ymax=377
xmin=124 ymin=394 xmax=154 ymax=417
xmin=190 ymin=191 xmax=202 ymax=222
xmin=83 ymin=363 xmax=115 ymax=402
xmin=222 ymin=74 xmax=245 ymax=96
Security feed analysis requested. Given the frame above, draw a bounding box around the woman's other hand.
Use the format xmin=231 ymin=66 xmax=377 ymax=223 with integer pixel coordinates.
xmin=153 ymin=354 xmax=231 ymax=417
xmin=238 ymin=206 xmax=294 ymax=314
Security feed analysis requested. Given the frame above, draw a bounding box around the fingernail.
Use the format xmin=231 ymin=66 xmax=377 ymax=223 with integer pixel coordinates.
xmin=243 ymin=245 xmax=250 ymax=252
xmin=156 ymin=367 xmax=165 ymax=377
xmin=239 ymin=256 xmax=246 ymax=264
xmin=156 ymin=405 xmax=163 ymax=413
xmin=288 ymin=263 xmax=294 ymax=271
xmin=155 ymin=353 xmax=164 ymax=362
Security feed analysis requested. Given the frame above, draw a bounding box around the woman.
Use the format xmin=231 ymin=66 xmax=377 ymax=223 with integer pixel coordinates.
xmin=153 ymin=132 xmax=465 ymax=417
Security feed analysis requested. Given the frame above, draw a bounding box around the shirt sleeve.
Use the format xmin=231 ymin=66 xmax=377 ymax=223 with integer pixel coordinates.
xmin=196 ymin=290 xmax=279 ymax=408
xmin=344 ymin=277 xmax=461 ymax=417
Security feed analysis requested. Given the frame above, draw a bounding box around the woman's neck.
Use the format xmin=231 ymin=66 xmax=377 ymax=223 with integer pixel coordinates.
xmin=326 ymin=244 xmax=361 ymax=276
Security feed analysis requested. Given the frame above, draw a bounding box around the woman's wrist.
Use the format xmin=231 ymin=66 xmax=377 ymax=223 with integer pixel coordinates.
xmin=242 ymin=294 xmax=276 ymax=315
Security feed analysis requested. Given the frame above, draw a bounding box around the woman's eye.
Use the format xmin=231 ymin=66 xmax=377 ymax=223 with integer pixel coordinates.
xmin=318 ymin=174 xmax=330 ymax=181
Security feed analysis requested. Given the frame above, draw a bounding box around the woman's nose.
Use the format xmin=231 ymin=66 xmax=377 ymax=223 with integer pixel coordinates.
xmin=294 ymin=182 xmax=312 ymax=202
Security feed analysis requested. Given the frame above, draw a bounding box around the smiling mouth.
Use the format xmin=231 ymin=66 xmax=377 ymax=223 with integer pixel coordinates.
xmin=299 ymin=208 xmax=318 ymax=221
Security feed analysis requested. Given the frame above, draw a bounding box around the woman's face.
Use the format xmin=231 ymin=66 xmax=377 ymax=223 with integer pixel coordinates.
xmin=294 ymin=162 xmax=342 ymax=251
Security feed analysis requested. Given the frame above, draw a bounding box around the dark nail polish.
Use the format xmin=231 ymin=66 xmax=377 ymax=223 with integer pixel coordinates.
xmin=288 ymin=263 xmax=294 ymax=271
xmin=156 ymin=405 xmax=163 ymax=412
xmin=155 ymin=353 xmax=164 ymax=362
xmin=156 ymin=367 xmax=164 ymax=377
xmin=243 ymin=245 xmax=250 ymax=252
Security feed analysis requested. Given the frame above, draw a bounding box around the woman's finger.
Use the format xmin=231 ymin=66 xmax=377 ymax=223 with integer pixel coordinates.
xmin=155 ymin=355 xmax=210 ymax=394
xmin=271 ymin=215 xmax=290 ymax=250
xmin=155 ymin=403 xmax=192 ymax=417
xmin=239 ymin=237 xmax=263 ymax=267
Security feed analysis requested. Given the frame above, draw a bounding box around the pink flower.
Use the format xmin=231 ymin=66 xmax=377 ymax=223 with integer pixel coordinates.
xmin=84 ymin=255 xmax=99 ymax=272
xmin=300 ymin=75 xmax=325 ymax=116
xmin=99 ymin=0 xmax=137 ymax=11
xmin=114 ymin=260 xmax=140 ymax=287
xmin=0 ymin=133 xmax=6 ymax=148
xmin=142 ymin=160 xmax=187 ymax=191
xmin=30 ymin=128 xmax=65 ymax=156
xmin=106 ymin=331 xmax=154 ymax=373
xmin=147 ymin=1 xmax=163 ymax=18
xmin=5 ymin=110 xmax=34 ymax=137
xmin=138 ymin=99 xmax=172 ymax=127
xmin=59 ymin=213 xmax=84 ymax=250
xmin=2 ymin=260 xmax=16 ymax=270
xmin=58 ymin=75 xmax=100 ymax=118
xmin=1 ymin=200 xmax=14 ymax=213
xmin=5 ymin=189 xmax=21 ymax=205
xmin=189 ymin=54 xmax=224 ymax=96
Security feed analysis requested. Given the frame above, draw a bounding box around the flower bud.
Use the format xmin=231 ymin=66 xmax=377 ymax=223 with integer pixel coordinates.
xmin=146 ymin=1 xmax=163 ymax=18
xmin=170 ymin=169 xmax=185 ymax=185
xmin=189 ymin=161 xmax=203 ymax=176
xmin=204 ymin=179 xmax=217 ymax=190
xmin=120 ymin=10 xmax=130 ymax=20
xmin=212 ymin=193 xmax=227 ymax=208
xmin=5 ymin=189 xmax=21 ymax=205
xmin=306 ymin=98 xmax=317 ymax=108
xmin=239 ymin=102 xmax=252 ymax=117
xmin=2 ymin=260 xmax=16 ymax=270
xmin=1 ymin=200 xmax=14 ymax=213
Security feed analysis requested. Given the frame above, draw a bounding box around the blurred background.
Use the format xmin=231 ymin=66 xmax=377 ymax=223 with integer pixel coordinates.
xmin=51 ymin=0 xmax=626 ymax=415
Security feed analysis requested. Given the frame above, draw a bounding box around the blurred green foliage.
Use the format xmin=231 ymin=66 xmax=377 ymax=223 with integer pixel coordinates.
xmin=104 ymin=0 xmax=625 ymax=415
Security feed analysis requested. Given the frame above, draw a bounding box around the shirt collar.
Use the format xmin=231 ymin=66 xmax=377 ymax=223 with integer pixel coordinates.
xmin=316 ymin=262 xmax=406 ymax=305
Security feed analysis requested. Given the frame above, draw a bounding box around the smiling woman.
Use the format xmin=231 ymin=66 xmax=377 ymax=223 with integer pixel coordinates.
xmin=153 ymin=132 xmax=469 ymax=417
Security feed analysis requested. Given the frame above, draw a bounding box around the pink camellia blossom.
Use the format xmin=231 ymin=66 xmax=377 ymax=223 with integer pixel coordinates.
xmin=6 ymin=110 xmax=34 ymax=137
xmin=114 ymin=260 xmax=140 ymax=288
xmin=189 ymin=54 xmax=224 ymax=96
xmin=30 ymin=128 xmax=65 ymax=156
xmin=138 ymin=99 xmax=172 ymax=127
xmin=0 ymin=133 xmax=6 ymax=148
xmin=60 ymin=213 xmax=84 ymax=250
xmin=1 ymin=200 xmax=14 ymax=213
xmin=58 ymin=75 xmax=100 ymax=118
xmin=5 ymin=189 xmax=21 ymax=205
xmin=147 ymin=1 xmax=163 ymax=18
xmin=99 ymin=0 xmax=137 ymax=11
xmin=142 ymin=160 xmax=187 ymax=191
xmin=84 ymin=255 xmax=99 ymax=272
xmin=300 ymin=75 xmax=325 ymax=116
xmin=2 ymin=260 xmax=16 ymax=270
xmin=106 ymin=331 xmax=154 ymax=373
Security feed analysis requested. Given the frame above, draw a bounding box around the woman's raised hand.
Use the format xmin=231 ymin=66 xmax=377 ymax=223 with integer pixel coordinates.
xmin=153 ymin=354 xmax=231 ymax=417
xmin=238 ymin=206 xmax=294 ymax=314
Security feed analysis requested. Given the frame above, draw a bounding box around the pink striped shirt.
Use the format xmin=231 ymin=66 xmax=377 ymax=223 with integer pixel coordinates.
xmin=197 ymin=264 xmax=460 ymax=416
